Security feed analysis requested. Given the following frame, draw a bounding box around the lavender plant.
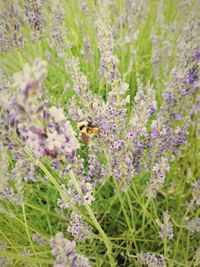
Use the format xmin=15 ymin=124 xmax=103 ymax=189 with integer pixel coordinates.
xmin=0 ymin=0 xmax=199 ymax=266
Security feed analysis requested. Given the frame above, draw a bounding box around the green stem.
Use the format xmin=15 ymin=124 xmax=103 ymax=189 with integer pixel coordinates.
xmin=17 ymin=51 xmax=24 ymax=67
xmin=0 ymin=251 xmax=53 ymax=265
xmin=113 ymin=179 xmax=138 ymax=254
xmin=68 ymin=170 xmax=116 ymax=266
xmin=142 ymin=196 xmax=150 ymax=236
xmin=173 ymin=200 xmax=194 ymax=260
xmin=22 ymin=203 xmax=39 ymax=265
xmin=164 ymin=237 xmax=168 ymax=260
xmin=0 ymin=230 xmax=17 ymax=252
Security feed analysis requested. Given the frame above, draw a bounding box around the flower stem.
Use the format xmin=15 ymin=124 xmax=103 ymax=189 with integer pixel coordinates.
xmin=68 ymin=170 xmax=116 ymax=266
xmin=25 ymin=148 xmax=116 ymax=266
xmin=0 ymin=251 xmax=53 ymax=265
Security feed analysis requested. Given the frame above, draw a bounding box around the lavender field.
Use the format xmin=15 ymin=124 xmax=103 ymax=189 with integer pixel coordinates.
xmin=0 ymin=0 xmax=199 ymax=266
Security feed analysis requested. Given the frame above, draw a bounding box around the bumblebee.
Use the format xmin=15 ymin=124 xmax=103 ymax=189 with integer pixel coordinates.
xmin=77 ymin=120 xmax=99 ymax=145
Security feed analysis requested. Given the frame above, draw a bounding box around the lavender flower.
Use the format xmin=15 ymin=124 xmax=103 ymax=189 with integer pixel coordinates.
xmin=128 ymin=80 xmax=157 ymax=135
xmin=159 ymin=211 xmax=174 ymax=240
xmin=81 ymin=36 xmax=94 ymax=62
xmin=0 ymin=241 xmax=13 ymax=267
xmin=66 ymin=56 xmax=103 ymax=126
xmin=137 ymin=252 xmax=166 ymax=267
xmin=95 ymin=5 xmax=114 ymax=55
xmin=32 ymin=233 xmax=47 ymax=245
xmin=21 ymin=247 xmax=30 ymax=256
xmin=24 ymin=0 xmax=46 ymax=41
xmin=13 ymin=58 xmax=47 ymax=98
xmin=87 ymin=149 xmax=107 ymax=184
xmin=12 ymin=159 xmax=38 ymax=183
xmin=67 ymin=211 xmax=92 ymax=242
xmin=50 ymin=232 xmax=91 ymax=267
xmin=0 ymin=144 xmax=24 ymax=204
xmin=0 ymin=1 xmax=24 ymax=51
xmin=80 ymin=0 xmax=90 ymax=16
xmin=119 ymin=0 xmax=147 ymax=46
xmin=66 ymin=57 xmax=89 ymax=92
xmin=146 ymin=157 xmax=170 ymax=198
xmin=192 ymin=178 xmax=200 ymax=208
xmin=151 ymin=2 xmax=177 ymax=77
xmin=95 ymin=4 xmax=118 ymax=85
xmin=49 ymin=0 xmax=71 ymax=57
xmin=184 ymin=217 xmax=200 ymax=233
xmin=57 ymin=180 xmax=94 ymax=209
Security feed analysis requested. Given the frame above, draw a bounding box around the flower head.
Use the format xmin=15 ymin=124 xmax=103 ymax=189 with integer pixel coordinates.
xmin=137 ymin=252 xmax=166 ymax=267
xmin=159 ymin=211 xmax=174 ymax=240
xmin=67 ymin=211 xmax=92 ymax=242
xmin=50 ymin=232 xmax=91 ymax=267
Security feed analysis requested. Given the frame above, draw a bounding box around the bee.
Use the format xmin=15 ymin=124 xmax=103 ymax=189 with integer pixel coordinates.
xmin=77 ymin=120 xmax=99 ymax=145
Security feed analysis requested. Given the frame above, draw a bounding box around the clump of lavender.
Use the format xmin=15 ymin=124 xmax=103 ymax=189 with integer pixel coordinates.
xmin=145 ymin=112 xmax=189 ymax=197
xmin=0 ymin=137 xmax=41 ymax=205
xmin=159 ymin=211 xmax=174 ymax=240
xmin=32 ymin=233 xmax=47 ymax=245
xmin=90 ymin=5 xmax=152 ymax=187
xmin=65 ymin=56 xmax=101 ymax=132
xmin=24 ymin=0 xmax=46 ymax=41
xmin=50 ymin=232 xmax=91 ymax=267
xmin=57 ymin=1 xmax=197 ymax=215
xmin=137 ymin=252 xmax=166 ymax=267
xmin=146 ymin=157 xmax=170 ymax=199
xmin=66 ymin=1 xmax=188 ymax=195
xmin=145 ymin=4 xmax=199 ymax=198
xmin=150 ymin=1 xmax=178 ymax=77
xmin=67 ymin=211 xmax=92 ymax=242
xmin=95 ymin=16 xmax=115 ymax=84
xmin=160 ymin=2 xmax=199 ymax=120
xmin=0 ymin=0 xmax=24 ymax=51
xmin=184 ymin=217 xmax=200 ymax=233
xmin=65 ymin=9 xmax=129 ymax=190
xmin=80 ymin=0 xmax=90 ymax=16
xmin=0 ymin=143 xmax=24 ymax=204
xmin=11 ymin=58 xmax=79 ymax=160
xmin=49 ymin=0 xmax=71 ymax=57
xmin=0 ymin=59 xmax=89 ymax=211
xmin=120 ymin=0 xmax=147 ymax=45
